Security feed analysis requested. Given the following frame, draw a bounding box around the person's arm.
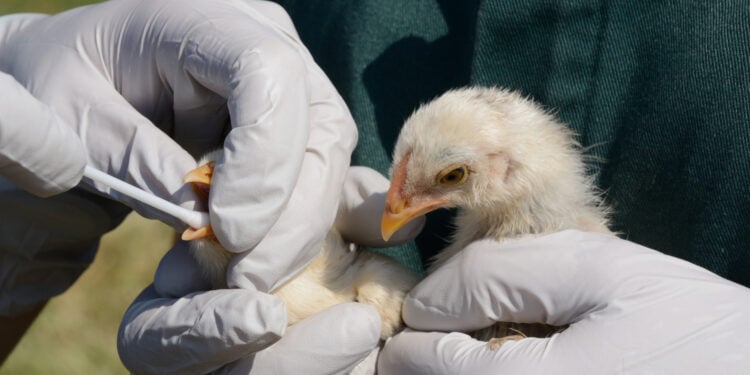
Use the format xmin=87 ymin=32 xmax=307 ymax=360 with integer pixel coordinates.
xmin=0 ymin=305 xmax=44 ymax=365
xmin=380 ymin=230 xmax=750 ymax=374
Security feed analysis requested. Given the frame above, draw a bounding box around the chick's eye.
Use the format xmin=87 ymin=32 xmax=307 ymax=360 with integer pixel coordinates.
xmin=437 ymin=166 xmax=468 ymax=187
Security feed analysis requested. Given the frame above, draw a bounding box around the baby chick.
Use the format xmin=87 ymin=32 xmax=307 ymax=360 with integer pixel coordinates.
xmin=381 ymin=87 xmax=612 ymax=348
xmin=183 ymin=150 xmax=418 ymax=340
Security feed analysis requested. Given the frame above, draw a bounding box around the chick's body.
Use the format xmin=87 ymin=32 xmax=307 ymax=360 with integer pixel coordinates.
xmin=384 ymin=87 xmax=612 ymax=345
xmin=188 ymin=150 xmax=417 ymax=340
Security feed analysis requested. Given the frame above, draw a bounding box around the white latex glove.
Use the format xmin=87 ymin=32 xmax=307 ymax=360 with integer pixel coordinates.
xmin=0 ymin=0 xmax=357 ymax=292
xmin=0 ymin=71 xmax=85 ymax=197
xmin=119 ymin=166 xmax=423 ymax=375
xmin=119 ymin=242 xmax=381 ymax=375
xmin=379 ymin=230 xmax=750 ymax=374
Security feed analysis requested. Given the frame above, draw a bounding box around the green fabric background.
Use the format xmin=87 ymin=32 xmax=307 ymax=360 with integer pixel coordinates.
xmin=274 ymin=0 xmax=750 ymax=286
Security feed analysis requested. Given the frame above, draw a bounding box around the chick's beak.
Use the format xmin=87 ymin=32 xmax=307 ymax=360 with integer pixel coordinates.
xmin=381 ymin=194 xmax=447 ymax=242
xmin=183 ymin=162 xmax=214 ymax=196
xmin=181 ymin=161 xmax=215 ymax=241
xmin=381 ymin=155 xmax=448 ymax=241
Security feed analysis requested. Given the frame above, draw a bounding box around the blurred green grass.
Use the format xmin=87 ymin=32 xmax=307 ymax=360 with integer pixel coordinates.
xmin=0 ymin=0 xmax=99 ymax=14
xmin=0 ymin=2 xmax=174 ymax=375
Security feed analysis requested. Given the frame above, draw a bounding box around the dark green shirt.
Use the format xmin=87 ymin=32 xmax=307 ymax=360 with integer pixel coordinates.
xmin=275 ymin=0 xmax=750 ymax=286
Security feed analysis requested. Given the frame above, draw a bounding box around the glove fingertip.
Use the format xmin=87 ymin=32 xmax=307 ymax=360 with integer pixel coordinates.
xmin=379 ymin=331 xmax=473 ymax=375
xmin=234 ymin=292 xmax=288 ymax=346
xmin=382 ymin=330 xmax=529 ymax=375
xmin=153 ymin=243 xmax=212 ymax=297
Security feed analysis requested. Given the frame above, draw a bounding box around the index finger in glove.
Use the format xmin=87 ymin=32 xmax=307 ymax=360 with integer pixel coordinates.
xmin=217 ymin=303 xmax=381 ymax=375
xmin=379 ymin=329 xmax=571 ymax=375
xmin=118 ymin=286 xmax=287 ymax=375
xmin=381 ymin=326 xmax=648 ymax=375
xmin=404 ymin=230 xmax=664 ymax=331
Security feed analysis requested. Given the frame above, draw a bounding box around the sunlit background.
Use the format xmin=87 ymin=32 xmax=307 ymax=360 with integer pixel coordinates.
xmin=0 ymin=2 xmax=174 ymax=374
xmin=0 ymin=0 xmax=97 ymax=14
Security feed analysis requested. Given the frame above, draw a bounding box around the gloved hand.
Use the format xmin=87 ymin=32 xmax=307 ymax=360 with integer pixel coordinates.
xmin=119 ymin=167 xmax=424 ymax=375
xmin=0 ymin=71 xmax=85 ymax=197
xmin=0 ymin=67 xmax=121 ymax=317
xmin=0 ymin=0 xmax=357 ymax=293
xmin=119 ymin=243 xmax=381 ymax=375
xmin=379 ymin=230 xmax=750 ymax=374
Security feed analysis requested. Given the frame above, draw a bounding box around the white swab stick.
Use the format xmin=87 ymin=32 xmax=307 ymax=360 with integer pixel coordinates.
xmin=83 ymin=166 xmax=210 ymax=229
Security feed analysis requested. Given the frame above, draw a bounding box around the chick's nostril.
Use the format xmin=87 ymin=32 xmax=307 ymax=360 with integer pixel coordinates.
xmin=387 ymin=198 xmax=407 ymax=214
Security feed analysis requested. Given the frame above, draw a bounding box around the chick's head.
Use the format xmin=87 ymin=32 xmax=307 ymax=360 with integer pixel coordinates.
xmin=381 ymin=87 xmax=582 ymax=241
